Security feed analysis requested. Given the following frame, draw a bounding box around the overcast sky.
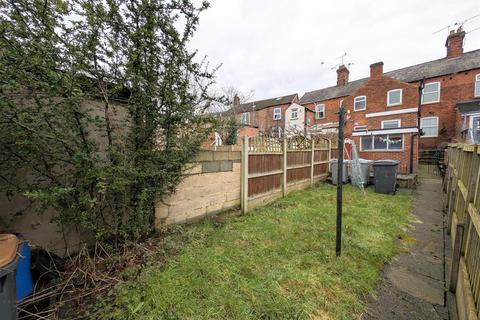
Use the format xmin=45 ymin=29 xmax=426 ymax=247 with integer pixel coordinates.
xmin=189 ymin=0 xmax=480 ymax=102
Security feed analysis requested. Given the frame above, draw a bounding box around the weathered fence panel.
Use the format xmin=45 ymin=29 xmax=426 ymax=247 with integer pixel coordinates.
xmin=445 ymin=143 xmax=480 ymax=320
xmin=157 ymin=136 xmax=335 ymax=229
xmin=242 ymin=135 xmax=332 ymax=212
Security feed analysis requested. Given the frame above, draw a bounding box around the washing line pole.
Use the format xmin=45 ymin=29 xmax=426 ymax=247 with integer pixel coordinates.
xmin=336 ymin=104 xmax=346 ymax=257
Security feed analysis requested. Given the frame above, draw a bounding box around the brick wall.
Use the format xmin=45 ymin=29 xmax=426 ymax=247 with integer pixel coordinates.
xmin=351 ymin=133 xmax=419 ymax=173
xmin=411 ymin=69 xmax=480 ymax=149
xmin=302 ymin=61 xmax=480 ymax=153
xmin=304 ymin=96 xmax=344 ymax=129
xmin=155 ymin=150 xmax=241 ymax=227
xmin=343 ymin=76 xmax=419 ymax=132
xmin=344 ymin=75 xmax=419 ymax=173
xmin=235 ymin=103 xmax=291 ymax=131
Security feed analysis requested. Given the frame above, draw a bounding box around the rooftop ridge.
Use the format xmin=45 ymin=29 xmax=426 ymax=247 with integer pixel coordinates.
xmin=300 ymin=48 xmax=480 ymax=105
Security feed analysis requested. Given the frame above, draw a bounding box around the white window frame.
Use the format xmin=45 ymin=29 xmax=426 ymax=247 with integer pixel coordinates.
xmin=421 ymin=82 xmax=441 ymax=105
xmin=381 ymin=119 xmax=401 ymax=129
xmin=291 ymin=108 xmax=298 ymax=120
xmin=475 ymin=74 xmax=480 ymax=97
xmin=273 ymin=107 xmax=281 ymax=120
xmin=354 ymin=96 xmax=367 ymax=111
xmin=353 ymin=125 xmax=368 ymax=131
xmin=420 ymin=116 xmax=439 ymax=138
xmin=387 ymin=89 xmax=403 ymax=106
xmin=315 ymin=104 xmax=325 ymax=119
xmin=360 ymin=134 xmax=404 ymax=151
xmin=241 ymin=112 xmax=250 ymax=125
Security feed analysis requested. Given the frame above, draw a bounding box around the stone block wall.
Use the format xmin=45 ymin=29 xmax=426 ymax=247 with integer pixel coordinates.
xmin=155 ymin=150 xmax=241 ymax=227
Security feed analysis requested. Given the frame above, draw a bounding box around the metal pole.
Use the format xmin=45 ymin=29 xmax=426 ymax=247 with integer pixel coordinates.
xmin=411 ymin=79 xmax=425 ymax=173
xmin=336 ymin=105 xmax=345 ymax=257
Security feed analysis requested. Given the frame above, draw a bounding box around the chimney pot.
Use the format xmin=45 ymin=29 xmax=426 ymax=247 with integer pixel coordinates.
xmin=446 ymin=27 xmax=465 ymax=59
xmin=370 ymin=62 xmax=383 ymax=80
xmin=336 ymin=64 xmax=349 ymax=86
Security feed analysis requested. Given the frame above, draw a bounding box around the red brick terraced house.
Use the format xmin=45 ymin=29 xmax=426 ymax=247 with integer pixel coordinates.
xmin=301 ymin=27 xmax=480 ymax=174
xmin=233 ymin=93 xmax=305 ymax=137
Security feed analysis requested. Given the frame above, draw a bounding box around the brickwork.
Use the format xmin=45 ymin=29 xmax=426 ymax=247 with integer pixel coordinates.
xmin=446 ymin=27 xmax=465 ymax=59
xmin=343 ymin=76 xmax=419 ymax=132
xmin=350 ymin=133 xmax=419 ymax=174
xmin=299 ymin=27 xmax=479 ymax=168
xmin=345 ymin=73 xmax=419 ymax=173
xmin=411 ymin=70 xmax=480 ymax=149
xmin=304 ymin=96 xmax=344 ymax=129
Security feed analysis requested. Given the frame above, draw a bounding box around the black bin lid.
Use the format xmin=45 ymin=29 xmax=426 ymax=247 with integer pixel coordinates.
xmin=373 ymin=160 xmax=399 ymax=166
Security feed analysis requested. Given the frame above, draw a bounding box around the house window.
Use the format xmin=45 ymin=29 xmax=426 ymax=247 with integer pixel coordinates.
xmin=291 ymin=108 xmax=298 ymax=120
xmin=361 ymin=134 xmax=403 ymax=151
xmin=354 ymin=125 xmax=368 ymax=131
xmin=270 ymin=126 xmax=282 ymax=138
xmin=387 ymin=89 xmax=402 ymax=106
xmin=241 ymin=112 xmax=250 ymax=125
xmin=315 ymin=104 xmax=325 ymax=119
xmin=421 ymin=82 xmax=440 ymax=104
xmin=420 ymin=117 xmax=439 ymax=137
xmin=273 ymin=107 xmax=281 ymax=120
xmin=475 ymin=74 xmax=480 ymax=97
xmin=381 ymin=119 xmax=401 ymax=129
xmin=354 ymin=96 xmax=366 ymax=111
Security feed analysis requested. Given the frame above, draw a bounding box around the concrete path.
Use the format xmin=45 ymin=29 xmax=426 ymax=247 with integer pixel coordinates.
xmin=364 ymin=178 xmax=450 ymax=320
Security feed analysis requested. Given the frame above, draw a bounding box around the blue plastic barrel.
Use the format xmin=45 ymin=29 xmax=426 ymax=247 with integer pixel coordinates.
xmin=15 ymin=239 xmax=33 ymax=301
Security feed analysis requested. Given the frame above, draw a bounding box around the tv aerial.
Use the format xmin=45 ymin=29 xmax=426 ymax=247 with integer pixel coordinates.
xmin=330 ymin=53 xmax=354 ymax=70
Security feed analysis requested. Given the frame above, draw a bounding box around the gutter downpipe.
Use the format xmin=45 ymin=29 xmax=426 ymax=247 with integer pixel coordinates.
xmin=411 ymin=78 xmax=425 ymax=174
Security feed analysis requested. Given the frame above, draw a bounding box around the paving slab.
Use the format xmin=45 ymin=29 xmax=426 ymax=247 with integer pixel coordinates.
xmin=364 ymin=179 xmax=449 ymax=320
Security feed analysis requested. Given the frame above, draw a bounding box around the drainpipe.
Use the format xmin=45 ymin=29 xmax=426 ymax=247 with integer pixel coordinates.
xmin=410 ymin=78 xmax=425 ymax=174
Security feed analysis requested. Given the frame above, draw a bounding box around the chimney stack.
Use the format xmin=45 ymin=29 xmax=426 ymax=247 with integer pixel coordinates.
xmin=233 ymin=94 xmax=240 ymax=108
xmin=370 ymin=62 xmax=383 ymax=80
xmin=446 ymin=26 xmax=466 ymax=59
xmin=336 ymin=64 xmax=349 ymax=86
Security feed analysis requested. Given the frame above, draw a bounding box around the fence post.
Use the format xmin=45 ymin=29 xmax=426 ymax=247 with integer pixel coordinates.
xmin=310 ymin=139 xmax=315 ymax=186
xmin=241 ymin=136 xmax=249 ymax=214
xmin=282 ymin=138 xmax=287 ymax=197
xmin=449 ymin=222 xmax=465 ymax=292
xmin=328 ymin=139 xmax=332 ymax=173
xmin=447 ymin=187 xmax=456 ymax=235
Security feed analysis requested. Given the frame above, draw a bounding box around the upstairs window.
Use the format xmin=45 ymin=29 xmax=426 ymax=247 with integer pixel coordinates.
xmin=381 ymin=119 xmax=401 ymax=129
xmin=241 ymin=112 xmax=250 ymax=125
xmin=291 ymin=108 xmax=298 ymax=120
xmin=387 ymin=89 xmax=402 ymax=106
xmin=273 ymin=107 xmax=281 ymax=120
xmin=315 ymin=104 xmax=325 ymax=119
xmin=420 ymin=117 xmax=438 ymax=137
xmin=421 ymin=82 xmax=440 ymax=104
xmin=354 ymin=96 xmax=366 ymax=111
xmin=476 ymin=74 xmax=480 ymax=97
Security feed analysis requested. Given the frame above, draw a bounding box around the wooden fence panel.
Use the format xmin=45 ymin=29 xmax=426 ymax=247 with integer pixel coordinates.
xmin=445 ymin=143 xmax=480 ymax=320
xmin=314 ymin=150 xmax=329 ymax=162
xmin=287 ymin=151 xmax=311 ymax=167
xmin=248 ymin=174 xmax=282 ymax=197
xmin=314 ymin=163 xmax=328 ymax=176
xmin=242 ymin=136 xmax=331 ymax=210
xmin=331 ymin=148 xmax=338 ymax=159
xmin=464 ymin=206 xmax=480 ymax=317
xmin=248 ymin=154 xmax=283 ymax=175
xmin=286 ymin=167 xmax=311 ymax=183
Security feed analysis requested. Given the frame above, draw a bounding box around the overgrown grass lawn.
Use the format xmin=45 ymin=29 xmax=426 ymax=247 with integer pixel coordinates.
xmin=100 ymin=184 xmax=413 ymax=319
